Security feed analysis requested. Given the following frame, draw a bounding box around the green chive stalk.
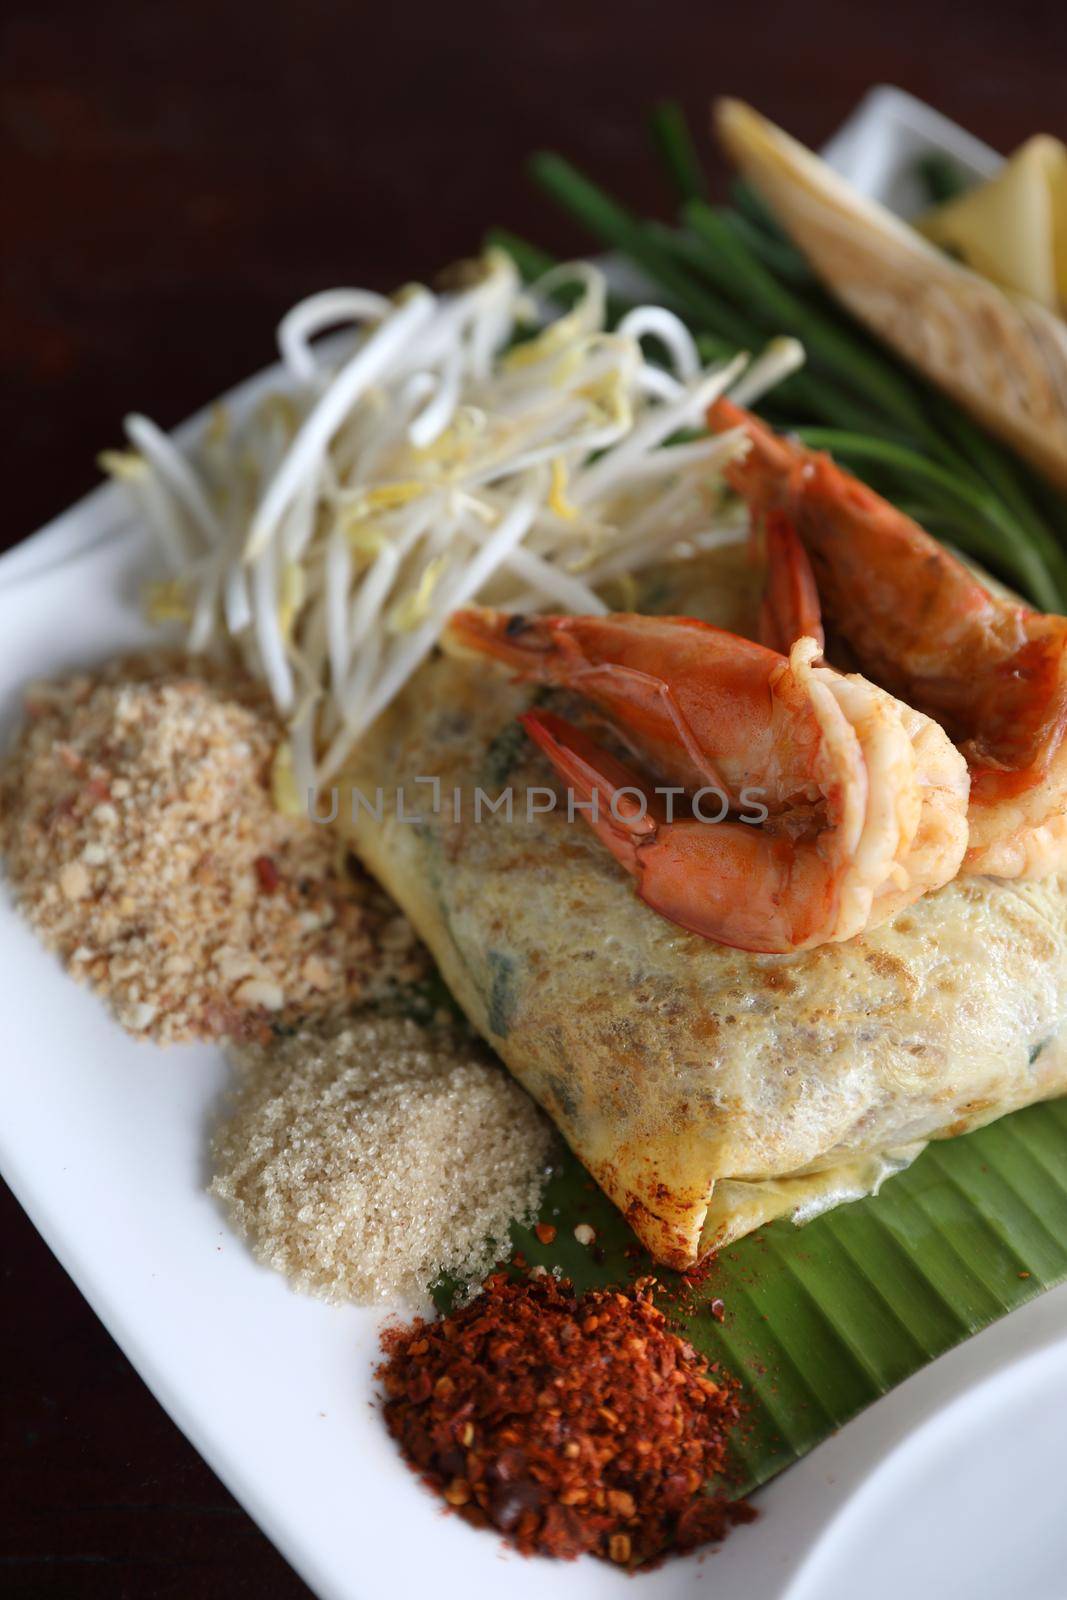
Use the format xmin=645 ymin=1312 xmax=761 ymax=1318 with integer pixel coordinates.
xmin=517 ymin=105 xmax=1067 ymax=612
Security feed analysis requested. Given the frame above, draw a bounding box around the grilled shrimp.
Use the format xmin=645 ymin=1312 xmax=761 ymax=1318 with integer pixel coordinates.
xmin=448 ymin=610 xmax=969 ymax=953
xmin=708 ymin=399 xmax=1067 ymax=878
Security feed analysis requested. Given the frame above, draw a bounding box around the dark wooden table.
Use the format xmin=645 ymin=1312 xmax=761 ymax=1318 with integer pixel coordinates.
xmin=3 ymin=2 xmax=1066 ymax=1594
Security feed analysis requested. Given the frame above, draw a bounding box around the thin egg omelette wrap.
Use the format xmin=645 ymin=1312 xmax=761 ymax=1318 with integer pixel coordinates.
xmin=338 ymin=544 xmax=1067 ymax=1269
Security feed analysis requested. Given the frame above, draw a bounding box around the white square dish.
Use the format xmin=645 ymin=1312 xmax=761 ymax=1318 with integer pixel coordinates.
xmin=822 ymin=84 xmax=1001 ymax=209
xmin=5 ymin=90 xmax=1065 ymax=1600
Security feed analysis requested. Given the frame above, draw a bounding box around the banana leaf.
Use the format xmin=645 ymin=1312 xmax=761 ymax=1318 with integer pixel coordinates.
xmin=440 ymin=1094 xmax=1067 ymax=1498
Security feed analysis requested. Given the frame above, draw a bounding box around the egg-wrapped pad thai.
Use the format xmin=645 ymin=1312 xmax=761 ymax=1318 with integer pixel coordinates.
xmin=340 ymin=543 xmax=1067 ymax=1268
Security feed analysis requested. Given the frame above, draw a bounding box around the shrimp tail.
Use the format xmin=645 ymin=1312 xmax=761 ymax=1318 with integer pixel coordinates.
xmin=760 ymin=511 xmax=825 ymax=656
xmin=523 ymin=711 xmax=805 ymax=952
xmin=520 ymin=710 xmax=659 ymax=877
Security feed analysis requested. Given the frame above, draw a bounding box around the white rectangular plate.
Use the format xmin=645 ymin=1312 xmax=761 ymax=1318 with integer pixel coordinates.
xmin=4 ymin=89 xmax=1067 ymax=1600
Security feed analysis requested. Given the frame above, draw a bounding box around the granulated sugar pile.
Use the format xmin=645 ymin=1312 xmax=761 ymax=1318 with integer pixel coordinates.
xmin=210 ymin=1015 xmax=555 ymax=1305
xmin=0 ymin=655 xmax=427 ymax=1043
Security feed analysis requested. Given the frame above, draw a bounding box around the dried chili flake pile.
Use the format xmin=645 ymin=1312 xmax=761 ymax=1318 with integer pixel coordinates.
xmin=377 ymin=1272 xmax=753 ymax=1567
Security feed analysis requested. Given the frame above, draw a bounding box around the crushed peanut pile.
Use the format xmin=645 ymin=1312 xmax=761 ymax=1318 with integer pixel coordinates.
xmin=0 ymin=655 xmax=428 ymax=1043
xmin=210 ymin=1014 xmax=555 ymax=1304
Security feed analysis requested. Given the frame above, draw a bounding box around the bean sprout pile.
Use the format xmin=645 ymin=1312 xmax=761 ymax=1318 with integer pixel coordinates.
xmin=104 ymin=250 xmax=803 ymax=789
